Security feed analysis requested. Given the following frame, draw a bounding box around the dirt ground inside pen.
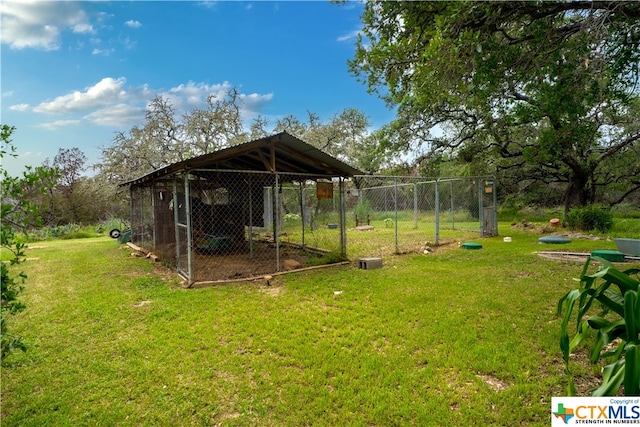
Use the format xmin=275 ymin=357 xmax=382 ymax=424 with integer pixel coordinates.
xmin=190 ymin=241 xmax=323 ymax=283
xmin=132 ymin=239 xmax=342 ymax=286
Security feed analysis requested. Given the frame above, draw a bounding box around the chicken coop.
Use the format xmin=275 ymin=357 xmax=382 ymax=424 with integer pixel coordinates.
xmin=120 ymin=132 xmax=362 ymax=286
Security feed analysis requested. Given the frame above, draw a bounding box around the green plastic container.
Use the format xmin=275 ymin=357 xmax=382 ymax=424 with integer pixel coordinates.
xmin=538 ymin=235 xmax=571 ymax=244
xmin=591 ymin=249 xmax=625 ymax=262
xmin=462 ymin=242 xmax=483 ymax=250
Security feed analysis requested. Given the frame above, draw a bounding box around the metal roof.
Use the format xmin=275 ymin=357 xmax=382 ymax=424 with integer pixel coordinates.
xmin=120 ymin=131 xmax=363 ymax=187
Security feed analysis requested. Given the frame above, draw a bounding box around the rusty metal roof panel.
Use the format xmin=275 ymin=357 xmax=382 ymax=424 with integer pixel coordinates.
xmin=120 ymin=131 xmax=363 ymax=187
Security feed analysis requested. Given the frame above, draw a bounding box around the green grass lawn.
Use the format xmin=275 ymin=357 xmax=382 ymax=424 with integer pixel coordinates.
xmin=1 ymin=226 xmax=638 ymax=426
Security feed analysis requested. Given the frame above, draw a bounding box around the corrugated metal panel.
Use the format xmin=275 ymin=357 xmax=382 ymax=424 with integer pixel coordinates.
xmin=120 ymin=131 xmax=362 ymax=187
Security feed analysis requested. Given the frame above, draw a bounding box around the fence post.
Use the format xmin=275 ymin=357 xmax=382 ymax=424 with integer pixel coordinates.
xmin=129 ymin=186 xmax=135 ymax=242
xmin=274 ymin=173 xmax=280 ymax=271
xmin=151 ymin=183 xmax=156 ymax=248
xmin=435 ymin=178 xmax=440 ymax=245
xmin=172 ymin=177 xmax=181 ymax=270
xmin=450 ymin=180 xmax=455 ymax=230
xmin=394 ymin=177 xmax=399 ymax=253
xmin=299 ymin=181 xmax=305 ymax=249
xmin=478 ymin=179 xmax=484 ymax=235
xmin=414 ymin=183 xmax=418 ymax=229
xmin=248 ymin=174 xmax=254 ymax=259
xmin=493 ymin=177 xmax=498 ymax=226
xmin=340 ymin=178 xmax=347 ymax=257
xmin=184 ymin=172 xmax=194 ymax=284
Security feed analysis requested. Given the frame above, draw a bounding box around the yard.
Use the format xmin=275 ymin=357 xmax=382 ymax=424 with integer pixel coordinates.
xmin=1 ymin=223 xmax=637 ymax=426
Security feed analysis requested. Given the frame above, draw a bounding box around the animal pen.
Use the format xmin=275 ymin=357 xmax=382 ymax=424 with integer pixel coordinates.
xmin=121 ymin=132 xmax=362 ymax=285
xmin=345 ymin=175 xmax=498 ymax=256
xmin=121 ymin=132 xmax=498 ymax=285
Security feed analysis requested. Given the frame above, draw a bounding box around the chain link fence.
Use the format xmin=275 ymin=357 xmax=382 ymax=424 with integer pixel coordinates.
xmin=129 ymin=172 xmax=496 ymax=284
xmin=130 ymin=171 xmax=348 ymax=284
xmin=344 ymin=176 xmax=496 ymax=257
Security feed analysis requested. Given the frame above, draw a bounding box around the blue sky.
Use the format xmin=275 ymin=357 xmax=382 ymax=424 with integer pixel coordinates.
xmin=1 ymin=1 xmax=394 ymax=176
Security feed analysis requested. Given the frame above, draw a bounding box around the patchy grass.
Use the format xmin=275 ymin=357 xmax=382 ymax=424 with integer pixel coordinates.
xmin=2 ymin=229 xmax=638 ymax=426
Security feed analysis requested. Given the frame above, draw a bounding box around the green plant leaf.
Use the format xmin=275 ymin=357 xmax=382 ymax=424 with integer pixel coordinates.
xmin=587 ymin=316 xmax=611 ymax=330
xmin=560 ymin=329 xmax=571 ymax=365
xmin=570 ymin=320 xmax=589 ymax=353
xmin=589 ymin=265 xmax=640 ymax=295
xmin=625 ymin=291 xmax=638 ymax=343
xmin=593 ymin=359 xmax=625 ymax=396
xmin=635 ymin=290 xmax=640 ymax=344
xmin=558 ymin=288 xmax=579 ymax=317
xmin=590 ymin=320 xmax=626 ymax=363
xmin=624 ymin=344 xmax=640 ymax=396
xmin=622 ymin=268 xmax=640 ymax=277
xmin=559 ymin=289 xmax=582 ymax=363
xmin=561 ymin=257 xmax=640 ymax=397
xmin=566 ymin=377 xmax=577 ymax=397
xmin=579 ymin=256 xmax=594 ymax=279
xmin=594 ymin=289 xmax=625 ymax=318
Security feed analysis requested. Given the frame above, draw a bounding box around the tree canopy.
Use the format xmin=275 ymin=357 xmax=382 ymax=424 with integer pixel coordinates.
xmin=99 ymin=91 xmax=249 ymax=185
xmin=349 ymin=1 xmax=640 ymax=212
xmin=99 ymin=89 xmax=383 ymax=184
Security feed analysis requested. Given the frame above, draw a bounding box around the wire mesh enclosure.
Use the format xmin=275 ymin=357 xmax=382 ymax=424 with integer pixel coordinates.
xmin=344 ymin=176 xmax=497 ymax=257
xmin=121 ymin=132 xmax=362 ymax=286
xmin=122 ymin=132 xmax=497 ymax=285
xmin=127 ymin=173 xmax=497 ymax=284
xmin=128 ymin=171 xmax=349 ymax=285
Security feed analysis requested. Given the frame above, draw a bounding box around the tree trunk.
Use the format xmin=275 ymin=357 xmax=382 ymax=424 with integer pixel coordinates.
xmin=563 ymin=167 xmax=591 ymax=219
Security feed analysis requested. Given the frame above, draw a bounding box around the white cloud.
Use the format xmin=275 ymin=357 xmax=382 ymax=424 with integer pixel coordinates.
xmin=125 ymin=20 xmax=142 ymax=29
xmin=161 ymin=82 xmax=274 ymax=120
xmin=33 ymin=77 xmax=129 ymax=114
xmin=73 ymin=23 xmax=94 ymax=34
xmin=92 ymin=48 xmax=115 ymax=56
xmin=9 ymin=103 xmax=30 ymax=111
xmin=85 ymin=104 xmax=145 ymax=127
xmin=0 ymin=1 xmax=94 ymax=50
xmin=38 ymin=120 xmax=82 ymax=130
xmin=165 ymin=81 xmax=228 ymax=109
xmin=198 ymin=2 xmax=218 ymax=10
xmin=337 ymin=30 xmax=361 ymax=43
xmin=238 ymin=92 xmax=273 ymax=113
xmin=27 ymin=77 xmax=272 ymax=128
xmin=121 ymin=36 xmax=137 ymax=50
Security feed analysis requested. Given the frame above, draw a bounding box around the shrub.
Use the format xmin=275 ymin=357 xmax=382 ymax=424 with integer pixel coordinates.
xmin=1 ymin=243 xmax=27 ymax=361
xmin=566 ymin=205 xmax=614 ymax=233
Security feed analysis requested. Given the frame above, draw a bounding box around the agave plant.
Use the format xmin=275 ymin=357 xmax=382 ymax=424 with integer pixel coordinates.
xmin=557 ymin=256 xmax=640 ymax=396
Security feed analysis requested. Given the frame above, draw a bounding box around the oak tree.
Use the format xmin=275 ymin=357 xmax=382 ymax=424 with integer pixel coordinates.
xmin=350 ymin=1 xmax=640 ymax=212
